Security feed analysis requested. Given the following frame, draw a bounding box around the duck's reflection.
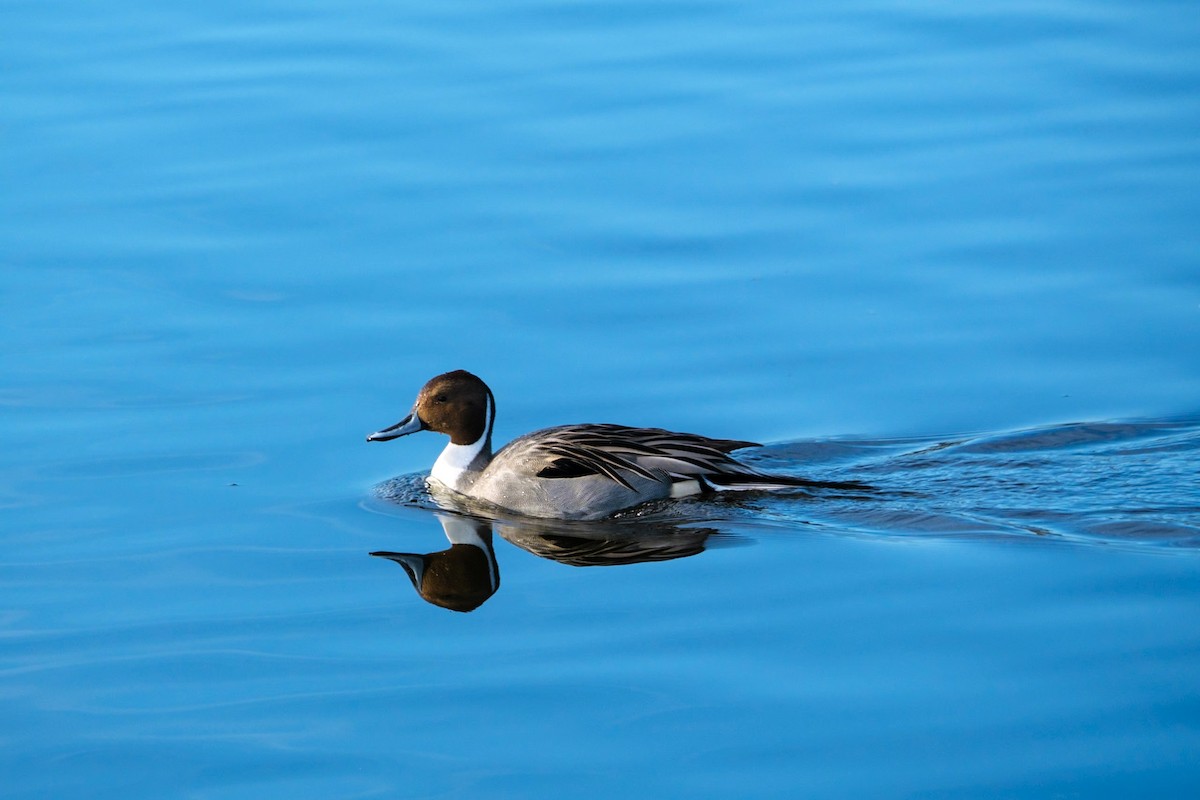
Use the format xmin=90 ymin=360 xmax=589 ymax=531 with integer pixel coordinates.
xmin=373 ymin=510 xmax=717 ymax=612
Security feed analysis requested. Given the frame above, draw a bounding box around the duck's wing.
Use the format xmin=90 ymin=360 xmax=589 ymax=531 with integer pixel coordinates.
xmin=514 ymin=424 xmax=762 ymax=491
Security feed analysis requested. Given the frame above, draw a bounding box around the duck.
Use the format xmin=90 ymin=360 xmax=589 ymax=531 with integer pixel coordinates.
xmin=367 ymin=370 xmax=863 ymax=521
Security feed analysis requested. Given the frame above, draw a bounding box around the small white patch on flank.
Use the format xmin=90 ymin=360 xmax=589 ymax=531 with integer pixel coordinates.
xmin=670 ymin=479 xmax=702 ymax=498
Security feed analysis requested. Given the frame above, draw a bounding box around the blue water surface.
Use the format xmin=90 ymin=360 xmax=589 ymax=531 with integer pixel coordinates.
xmin=3 ymin=0 xmax=1199 ymax=797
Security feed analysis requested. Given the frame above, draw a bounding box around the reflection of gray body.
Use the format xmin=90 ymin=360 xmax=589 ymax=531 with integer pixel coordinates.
xmin=368 ymin=370 xmax=865 ymax=521
xmin=496 ymin=519 xmax=713 ymax=567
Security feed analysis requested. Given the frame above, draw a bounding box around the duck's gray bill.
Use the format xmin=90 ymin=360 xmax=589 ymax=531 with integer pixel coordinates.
xmin=366 ymin=412 xmax=426 ymax=442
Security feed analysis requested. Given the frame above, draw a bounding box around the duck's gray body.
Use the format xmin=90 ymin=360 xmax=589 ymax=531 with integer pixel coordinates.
xmin=459 ymin=423 xmax=757 ymax=520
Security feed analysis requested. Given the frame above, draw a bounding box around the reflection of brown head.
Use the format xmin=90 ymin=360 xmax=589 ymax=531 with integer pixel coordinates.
xmin=372 ymin=538 xmax=499 ymax=613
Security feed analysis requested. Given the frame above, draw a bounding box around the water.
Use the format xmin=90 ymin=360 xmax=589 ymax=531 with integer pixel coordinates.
xmin=3 ymin=0 xmax=1199 ymax=797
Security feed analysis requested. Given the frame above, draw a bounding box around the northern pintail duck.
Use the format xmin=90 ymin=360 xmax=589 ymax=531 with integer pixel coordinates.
xmin=367 ymin=370 xmax=859 ymax=520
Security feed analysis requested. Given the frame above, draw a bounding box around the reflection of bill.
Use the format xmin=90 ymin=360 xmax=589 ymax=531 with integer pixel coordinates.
xmin=372 ymin=511 xmax=718 ymax=612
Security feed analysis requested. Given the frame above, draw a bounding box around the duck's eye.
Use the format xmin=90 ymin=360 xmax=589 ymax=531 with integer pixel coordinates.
xmin=434 ymin=394 xmax=448 ymax=403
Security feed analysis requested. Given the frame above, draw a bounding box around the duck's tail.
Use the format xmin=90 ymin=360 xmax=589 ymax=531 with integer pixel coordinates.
xmin=702 ymin=471 xmax=873 ymax=493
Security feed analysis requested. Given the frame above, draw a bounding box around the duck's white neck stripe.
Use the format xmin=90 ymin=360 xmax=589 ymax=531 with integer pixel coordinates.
xmin=430 ymin=390 xmax=494 ymax=491
xmin=431 ymin=440 xmax=486 ymax=489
